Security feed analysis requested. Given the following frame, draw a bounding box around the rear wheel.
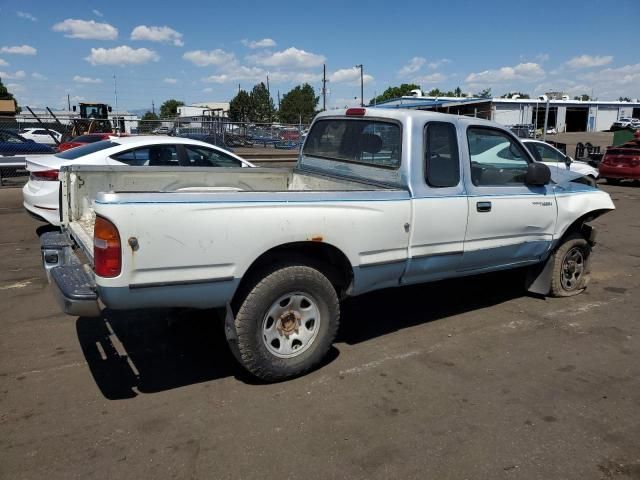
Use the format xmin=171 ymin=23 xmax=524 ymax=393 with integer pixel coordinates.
xmin=228 ymin=264 xmax=340 ymax=381
xmin=550 ymin=233 xmax=591 ymax=297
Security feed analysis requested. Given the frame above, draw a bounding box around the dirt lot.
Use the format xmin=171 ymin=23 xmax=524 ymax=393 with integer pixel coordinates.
xmin=1 ymin=183 xmax=639 ymax=480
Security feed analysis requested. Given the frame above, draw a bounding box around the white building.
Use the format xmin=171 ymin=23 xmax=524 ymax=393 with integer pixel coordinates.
xmin=177 ymin=102 xmax=230 ymax=119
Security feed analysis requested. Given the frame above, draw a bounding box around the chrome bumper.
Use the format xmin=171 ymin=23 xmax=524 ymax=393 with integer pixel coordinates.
xmin=40 ymin=230 xmax=101 ymax=317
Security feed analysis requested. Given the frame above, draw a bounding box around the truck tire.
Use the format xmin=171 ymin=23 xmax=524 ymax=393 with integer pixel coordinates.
xmin=230 ymin=264 xmax=340 ymax=381
xmin=549 ymin=233 xmax=591 ymax=297
xmin=605 ymin=178 xmax=621 ymax=185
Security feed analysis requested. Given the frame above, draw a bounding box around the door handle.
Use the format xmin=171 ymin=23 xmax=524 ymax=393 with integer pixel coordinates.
xmin=477 ymin=201 xmax=492 ymax=212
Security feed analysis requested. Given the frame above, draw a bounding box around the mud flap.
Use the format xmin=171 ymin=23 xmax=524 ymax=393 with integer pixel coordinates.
xmin=525 ymin=254 xmax=554 ymax=296
xmin=223 ymin=303 xmax=243 ymax=363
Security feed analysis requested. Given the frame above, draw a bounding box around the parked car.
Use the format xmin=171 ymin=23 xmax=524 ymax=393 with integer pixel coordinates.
xmin=57 ymin=133 xmax=125 ymax=152
xmin=0 ymin=129 xmax=55 ymax=156
xmin=23 ymin=136 xmax=254 ymax=224
xmin=19 ymin=128 xmax=62 ymax=146
xmin=522 ymin=139 xmax=599 ymax=186
xmin=610 ymin=118 xmax=640 ymax=131
xmin=152 ymin=126 xmax=170 ymax=134
xmin=40 ymin=108 xmax=614 ymax=381
xmin=598 ymin=131 xmax=640 ymax=183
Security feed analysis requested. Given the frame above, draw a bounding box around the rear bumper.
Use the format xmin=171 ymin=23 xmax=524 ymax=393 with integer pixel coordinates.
xmin=40 ymin=230 xmax=101 ymax=317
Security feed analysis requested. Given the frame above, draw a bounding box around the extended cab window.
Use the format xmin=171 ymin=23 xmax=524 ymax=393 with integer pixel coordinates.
xmin=425 ymin=122 xmax=459 ymax=187
xmin=467 ymin=128 xmax=529 ymax=186
xmin=303 ymin=119 xmax=401 ymax=168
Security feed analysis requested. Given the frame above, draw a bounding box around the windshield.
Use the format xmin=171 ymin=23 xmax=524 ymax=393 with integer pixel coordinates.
xmin=303 ymin=119 xmax=401 ymax=169
xmin=56 ymin=140 xmax=117 ymax=159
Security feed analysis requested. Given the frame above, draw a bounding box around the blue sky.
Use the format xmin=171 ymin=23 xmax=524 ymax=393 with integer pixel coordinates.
xmin=1 ymin=0 xmax=638 ymax=112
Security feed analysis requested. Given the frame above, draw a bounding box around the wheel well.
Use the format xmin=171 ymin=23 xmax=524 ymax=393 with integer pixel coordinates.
xmin=232 ymin=242 xmax=354 ymax=305
xmin=560 ymin=209 xmax=610 ymax=244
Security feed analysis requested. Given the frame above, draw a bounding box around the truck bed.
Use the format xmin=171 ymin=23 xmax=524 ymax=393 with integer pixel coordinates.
xmin=61 ymin=165 xmax=403 ymax=252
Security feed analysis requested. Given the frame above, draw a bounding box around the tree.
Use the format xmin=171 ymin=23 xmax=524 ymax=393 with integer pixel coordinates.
xmin=475 ymin=88 xmax=492 ymax=99
xmin=159 ymin=99 xmax=184 ymax=118
xmin=228 ymin=89 xmax=253 ymax=123
xmin=618 ymin=96 xmax=631 ymax=102
xmin=279 ymin=84 xmax=318 ymax=124
xmin=573 ymin=94 xmax=591 ymax=101
xmin=249 ymin=82 xmax=275 ymax=123
xmin=370 ymin=83 xmax=420 ymax=105
xmin=501 ymin=91 xmax=531 ymax=99
xmin=139 ymin=111 xmax=160 ymax=133
xmin=0 ymin=77 xmax=19 ymax=113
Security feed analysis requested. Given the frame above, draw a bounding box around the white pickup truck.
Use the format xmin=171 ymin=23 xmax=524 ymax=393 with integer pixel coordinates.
xmin=41 ymin=108 xmax=615 ymax=381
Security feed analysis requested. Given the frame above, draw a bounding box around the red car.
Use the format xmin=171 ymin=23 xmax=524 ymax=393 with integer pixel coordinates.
xmin=58 ymin=133 xmax=128 ymax=152
xmin=599 ymin=131 xmax=640 ymax=184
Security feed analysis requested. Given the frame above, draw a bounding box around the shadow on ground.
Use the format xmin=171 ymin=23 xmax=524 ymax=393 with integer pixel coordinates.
xmin=77 ymin=269 xmax=529 ymax=399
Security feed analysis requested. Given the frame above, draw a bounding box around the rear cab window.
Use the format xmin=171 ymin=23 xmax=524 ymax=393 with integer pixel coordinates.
xmin=55 ymin=141 xmax=117 ymax=159
xmin=303 ymin=119 xmax=401 ymax=169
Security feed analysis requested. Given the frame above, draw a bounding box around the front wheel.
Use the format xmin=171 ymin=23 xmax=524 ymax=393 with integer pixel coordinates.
xmin=229 ymin=264 xmax=340 ymax=381
xmin=550 ymin=233 xmax=591 ymax=297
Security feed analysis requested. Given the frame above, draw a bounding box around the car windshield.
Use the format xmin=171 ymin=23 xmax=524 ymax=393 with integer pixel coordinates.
xmin=56 ymin=140 xmax=118 ymax=159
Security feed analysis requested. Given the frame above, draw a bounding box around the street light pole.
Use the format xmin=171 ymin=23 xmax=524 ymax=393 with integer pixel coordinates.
xmin=355 ymin=64 xmax=364 ymax=107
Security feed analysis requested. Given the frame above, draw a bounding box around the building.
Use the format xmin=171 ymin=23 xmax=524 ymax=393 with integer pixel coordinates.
xmin=177 ymin=102 xmax=230 ymax=119
xmin=375 ymin=93 xmax=640 ymax=133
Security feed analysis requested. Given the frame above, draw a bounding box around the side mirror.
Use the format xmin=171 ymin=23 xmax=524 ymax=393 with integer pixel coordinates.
xmin=525 ymin=162 xmax=551 ymax=186
xmin=108 ymin=106 xmax=112 ymax=112
xmin=564 ymin=155 xmax=572 ymax=168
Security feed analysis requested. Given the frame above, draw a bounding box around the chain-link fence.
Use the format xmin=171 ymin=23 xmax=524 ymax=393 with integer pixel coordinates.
xmin=0 ymin=115 xmax=309 ymax=186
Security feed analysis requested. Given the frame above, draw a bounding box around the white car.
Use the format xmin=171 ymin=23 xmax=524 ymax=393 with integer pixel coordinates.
xmin=522 ymin=139 xmax=598 ymax=184
xmin=23 ymin=135 xmax=254 ymax=225
xmin=19 ymin=128 xmax=62 ymax=146
xmin=611 ymin=118 xmax=640 ymax=130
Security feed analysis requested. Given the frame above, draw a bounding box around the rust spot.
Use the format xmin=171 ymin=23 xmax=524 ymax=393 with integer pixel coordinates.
xmin=310 ymin=236 xmax=323 ymax=242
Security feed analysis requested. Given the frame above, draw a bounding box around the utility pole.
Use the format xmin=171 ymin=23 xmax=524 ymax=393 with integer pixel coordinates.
xmin=322 ymin=64 xmax=328 ymax=111
xmin=266 ymin=74 xmax=271 ymax=122
xmin=542 ymin=96 xmax=550 ymax=142
xmin=355 ymin=64 xmax=364 ymax=107
xmin=152 ymin=100 xmax=155 ymax=115
xmin=277 ymin=90 xmax=281 ymax=111
xmin=238 ymin=84 xmax=241 ymax=95
xmin=113 ymin=74 xmax=119 ymax=132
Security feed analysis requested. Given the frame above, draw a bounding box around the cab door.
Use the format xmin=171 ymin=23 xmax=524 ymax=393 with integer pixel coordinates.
xmin=461 ymin=126 xmax=557 ymax=271
xmin=402 ymin=121 xmax=468 ymax=285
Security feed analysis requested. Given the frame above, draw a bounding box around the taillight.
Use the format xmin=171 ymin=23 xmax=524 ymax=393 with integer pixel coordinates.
xmin=94 ymin=216 xmax=121 ymax=278
xmin=30 ymin=169 xmax=59 ymax=181
xmin=346 ymin=107 xmax=366 ymax=116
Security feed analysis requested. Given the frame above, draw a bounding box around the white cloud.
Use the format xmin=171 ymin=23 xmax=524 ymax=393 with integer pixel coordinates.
xmin=580 ymin=63 xmax=640 ymax=87
xmin=241 ymin=38 xmax=277 ymax=49
xmin=0 ymin=58 xmax=8 ymax=67
xmin=73 ymin=75 xmax=102 ymax=83
xmin=0 ymin=70 xmax=26 ymax=80
xmin=163 ymin=77 xmax=178 ymax=84
xmin=329 ymin=67 xmax=374 ymax=85
xmin=203 ymin=87 xmax=213 ymax=93
xmin=92 ymin=9 xmax=103 ymax=17
xmin=535 ymin=53 xmax=550 ymax=63
xmin=6 ymin=83 xmax=24 ymax=93
xmin=131 ymin=25 xmax=184 ymax=47
xmin=85 ymin=45 xmax=159 ymax=65
xmin=52 ymin=19 xmax=118 ymax=40
xmin=566 ymin=54 xmax=613 ymax=69
xmin=183 ymin=49 xmax=235 ymax=66
xmin=398 ymin=57 xmax=425 ymax=76
xmin=202 ymin=65 xmax=264 ymax=84
xmin=17 ymin=11 xmax=37 ymax=22
xmin=413 ymin=72 xmax=447 ymax=84
xmin=249 ymin=47 xmax=325 ymax=68
xmin=465 ymin=62 xmax=545 ymax=84
xmin=31 ymin=72 xmax=47 ymax=80
xmin=426 ymin=58 xmax=451 ymax=69
xmin=1 ymin=45 xmax=37 ymax=55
